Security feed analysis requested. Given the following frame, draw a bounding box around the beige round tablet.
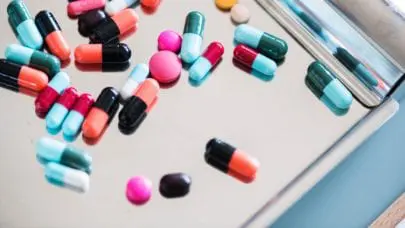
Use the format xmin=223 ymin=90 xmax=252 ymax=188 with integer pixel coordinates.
xmin=231 ymin=4 xmax=250 ymax=24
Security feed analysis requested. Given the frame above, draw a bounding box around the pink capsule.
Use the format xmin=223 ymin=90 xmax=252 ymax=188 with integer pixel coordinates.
xmin=67 ymin=0 xmax=106 ymax=17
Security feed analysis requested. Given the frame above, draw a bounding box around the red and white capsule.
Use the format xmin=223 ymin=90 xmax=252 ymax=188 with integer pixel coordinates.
xmin=189 ymin=42 xmax=224 ymax=82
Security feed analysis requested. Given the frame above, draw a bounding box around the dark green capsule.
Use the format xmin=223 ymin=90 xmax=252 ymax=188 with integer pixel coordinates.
xmin=183 ymin=11 xmax=205 ymax=36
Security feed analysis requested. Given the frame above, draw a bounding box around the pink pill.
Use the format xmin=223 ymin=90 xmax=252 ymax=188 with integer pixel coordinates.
xmin=126 ymin=176 xmax=152 ymax=205
xmin=158 ymin=30 xmax=182 ymax=54
xmin=68 ymin=0 xmax=106 ymax=16
xmin=149 ymin=51 xmax=182 ymax=84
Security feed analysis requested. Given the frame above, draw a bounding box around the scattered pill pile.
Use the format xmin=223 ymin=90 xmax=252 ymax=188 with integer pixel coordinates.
xmin=1 ymin=0 xmax=355 ymax=207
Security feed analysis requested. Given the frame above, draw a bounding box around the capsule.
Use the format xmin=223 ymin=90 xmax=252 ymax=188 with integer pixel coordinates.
xmin=82 ymin=87 xmax=120 ymax=139
xmin=74 ymin=43 xmax=131 ymax=64
xmin=35 ymin=11 xmax=71 ymax=61
xmin=67 ymin=0 xmax=106 ymax=16
xmin=105 ymin=0 xmax=138 ymax=16
xmin=234 ymin=44 xmax=277 ymax=76
xmin=234 ymin=24 xmax=288 ymax=60
xmin=119 ymin=79 xmax=159 ymax=133
xmin=141 ymin=0 xmax=161 ymax=9
xmin=205 ymin=138 xmax=259 ymax=183
xmin=62 ymin=94 xmax=94 ymax=139
xmin=180 ymin=11 xmax=205 ymax=63
xmin=78 ymin=10 xmax=108 ymax=37
xmin=306 ymin=61 xmax=353 ymax=110
xmin=45 ymin=162 xmax=90 ymax=193
xmin=90 ymin=9 xmax=139 ymax=44
xmin=45 ymin=87 xmax=79 ymax=134
xmin=120 ymin=64 xmax=149 ymax=101
xmin=35 ymin=72 xmax=70 ymax=118
xmin=189 ymin=42 xmax=224 ymax=82
xmin=0 ymin=59 xmax=48 ymax=93
xmin=36 ymin=137 xmax=92 ymax=174
xmin=5 ymin=44 xmax=61 ymax=77
xmin=7 ymin=0 xmax=43 ymax=50
xmin=333 ymin=47 xmax=379 ymax=87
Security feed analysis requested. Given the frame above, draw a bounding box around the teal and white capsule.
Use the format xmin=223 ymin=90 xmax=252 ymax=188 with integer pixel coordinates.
xmin=45 ymin=87 xmax=79 ymax=135
xmin=234 ymin=24 xmax=288 ymax=60
xmin=36 ymin=137 xmax=92 ymax=174
xmin=62 ymin=93 xmax=94 ymax=140
xmin=120 ymin=64 xmax=149 ymax=101
xmin=5 ymin=44 xmax=61 ymax=77
xmin=7 ymin=0 xmax=43 ymax=50
xmin=306 ymin=61 xmax=353 ymax=110
xmin=180 ymin=11 xmax=205 ymax=63
xmin=45 ymin=162 xmax=90 ymax=193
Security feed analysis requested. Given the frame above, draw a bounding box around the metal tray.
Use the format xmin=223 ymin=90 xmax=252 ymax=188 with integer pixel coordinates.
xmin=0 ymin=0 xmax=395 ymax=227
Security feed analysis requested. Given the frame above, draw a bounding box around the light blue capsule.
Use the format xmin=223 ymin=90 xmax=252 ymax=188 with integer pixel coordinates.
xmin=5 ymin=43 xmax=33 ymax=64
xmin=181 ymin=33 xmax=203 ymax=63
xmin=62 ymin=111 xmax=84 ymax=139
xmin=355 ymin=64 xmax=379 ymax=87
xmin=189 ymin=57 xmax=212 ymax=82
xmin=234 ymin=25 xmax=262 ymax=49
xmin=36 ymin=137 xmax=66 ymax=163
xmin=252 ymin=54 xmax=277 ymax=76
xmin=46 ymin=103 xmax=68 ymax=134
xmin=120 ymin=64 xmax=149 ymax=101
xmin=44 ymin=162 xmax=90 ymax=193
xmin=17 ymin=20 xmax=43 ymax=50
xmin=323 ymin=79 xmax=353 ymax=110
xmin=49 ymin=72 xmax=70 ymax=93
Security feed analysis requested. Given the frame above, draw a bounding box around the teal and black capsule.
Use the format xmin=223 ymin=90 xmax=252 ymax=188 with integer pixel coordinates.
xmin=234 ymin=24 xmax=288 ymax=60
xmin=306 ymin=61 xmax=353 ymax=110
xmin=7 ymin=0 xmax=43 ymax=50
xmin=36 ymin=137 xmax=92 ymax=174
xmin=180 ymin=11 xmax=205 ymax=64
xmin=5 ymin=44 xmax=61 ymax=77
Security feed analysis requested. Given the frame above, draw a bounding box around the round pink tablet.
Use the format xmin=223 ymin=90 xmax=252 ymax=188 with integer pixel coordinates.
xmin=149 ymin=51 xmax=182 ymax=84
xmin=158 ymin=30 xmax=182 ymax=54
xmin=126 ymin=176 xmax=152 ymax=205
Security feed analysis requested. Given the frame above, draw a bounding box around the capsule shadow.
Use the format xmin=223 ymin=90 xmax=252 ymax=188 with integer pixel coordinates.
xmin=63 ymin=132 xmax=79 ymax=143
xmin=182 ymin=61 xmax=192 ymax=71
xmin=46 ymin=126 xmax=61 ymax=136
xmin=232 ymin=59 xmax=274 ymax=82
xmin=61 ymin=58 xmax=71 ymax=68
xmin=75 ymin=62 xmax=130 ymax=72
xmin=274 ymin=57 xmax=285 ymax=67
xmin=155 ymin=74 xmax=181 ymax=89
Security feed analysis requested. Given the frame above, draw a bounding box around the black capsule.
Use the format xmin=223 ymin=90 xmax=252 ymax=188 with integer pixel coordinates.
xmin=78 ymin=10 xmax=108 ymax=37
xmin=159 ymin=173 xmax=192 ymax=198
xmin=94 ymin=87 xmax=120 ymax=120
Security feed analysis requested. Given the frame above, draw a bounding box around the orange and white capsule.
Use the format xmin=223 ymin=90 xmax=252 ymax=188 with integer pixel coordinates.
xmin=118 ymin=79 xmax=159 ymax=134
xmin=67 ymin=0 xmax=106 ymax=16
xmin=205 ymin=138 xmax=259 ymax=183
xmin=35 ymin=11 xmax=71 ymax=61
xmin=74 ymin=43 xmax=131 ymax=64
xmin=90 ymin=9 xmax=139 ymax=44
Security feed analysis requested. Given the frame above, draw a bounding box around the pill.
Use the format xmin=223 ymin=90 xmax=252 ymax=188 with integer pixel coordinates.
xmin=74 ymin=43 xmax=131 ymax=64
xmin=149 ymin=51 xmax=182 ymax=84
xmin=62 ymin=94 xmax=94 ymax=139
xmin=158 ymin=30 xmax=182 ymax=54
xmin=126 ymin=176 xmax=152 ymax=205
xmin=159 ymin=173 xmax=191 ymax=198
xmin=46 ymin=87 xmax=79 ymax=134
xmin=189 ymin=42 xmax=224 ymax=82
xmin=5 ymin=44 xmax=60 ymax=78
xmin=230 ymin=4 xmax=250 ymax=24
xmin=90 ymin=9 xmax=139 ymax=44
xmin=36 ymin=137 xmax=92 ymax=174
xmin=35 ymin=72 xmax=70 ymax=118
xmin=120 ymin=64 xmax=149 ymax=101
xmin=141 ymin=0 xmax=160 ymax=9
xmin=45 ymin=162 xmax=90 ymax=193
xmin=82 ymin=87 xmax=120 ymax=139
xmin=78 ymin=10 xmax=108 ymax=37
xmin=306 ymin=61 xmax=353 ymax=110
xmin=119 ymin=79 xmax=159 ymax=133
xmin=205 ymin=138 xmax=259 ymax=183
xmin=7 ymin=0 xmax=43 ymax=49
xmin=234 ymin=24 xmax=288 ymax=60
xmin=67 ymin=0 xmax=106 ymax=16
xmin=35 ymin=11 xmax=71 ymax=61
xmin=233 ymin=44 xmax=277 ymax=76
xmin=333 ymin=47 xmax=379 ymax=87
xmin=215 ymin=0 xmax=238 ymax=11
xmin=106 ymin=0 xmax=138 ymax=16
xmin=0 ymin=59 xmax=48 ymax=93
xmin=180 ymin=11 xmax=205 ymax=63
